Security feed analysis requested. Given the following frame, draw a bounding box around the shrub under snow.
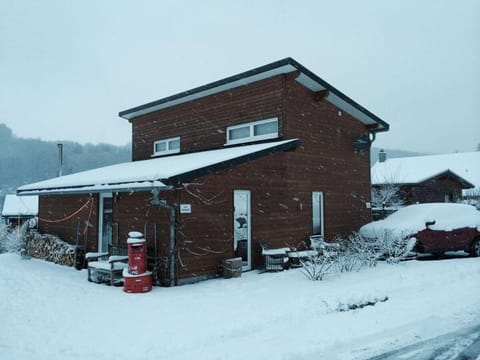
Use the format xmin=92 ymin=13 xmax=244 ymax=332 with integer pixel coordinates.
xmin=300 ymin=230 xmax=417 ymax=282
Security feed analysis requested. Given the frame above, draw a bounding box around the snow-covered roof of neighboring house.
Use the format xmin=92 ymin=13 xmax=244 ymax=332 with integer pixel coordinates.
xmin=1 ymin=194 xmax=39 ymax=217
xmin=17 ymin=139 xmax=299 ymax=196
xmin=371 ymin=151 xmax=480 ymax=193
xmin=119 ymin=58 xmax=389 ymax=133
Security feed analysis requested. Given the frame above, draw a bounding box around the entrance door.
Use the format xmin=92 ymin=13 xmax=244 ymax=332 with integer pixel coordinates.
xmin=233 ymin=190 xmax=251 ymax=271
xmin=98 ymin=193 xmax=113 ymax=253
xmin=312 ymin=192 xmax=324 ymax=237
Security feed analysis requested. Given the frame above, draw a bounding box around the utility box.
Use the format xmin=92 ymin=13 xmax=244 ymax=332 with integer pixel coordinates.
xmin=127 ymin=232 xmax=147 ymax=275
xmin=223 ymin=257 xmax=242 ymax=279
xmin=124 ymin=231 xmax=152 ymax=293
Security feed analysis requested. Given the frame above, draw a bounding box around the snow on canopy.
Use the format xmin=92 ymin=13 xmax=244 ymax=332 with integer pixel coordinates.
xmin=359 ymin=203 xmax=480 ymax=240
xmin=371 ymin=151 xmax=480 ymax=194
xmin=1 ymin=194 xmax=38 ymax=216
xmin=17 ymin=139 xmax=298 ymax=195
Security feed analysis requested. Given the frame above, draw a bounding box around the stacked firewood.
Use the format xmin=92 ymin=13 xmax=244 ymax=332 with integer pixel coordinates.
xmin=24 ymin=231 xmax=76 ymax=266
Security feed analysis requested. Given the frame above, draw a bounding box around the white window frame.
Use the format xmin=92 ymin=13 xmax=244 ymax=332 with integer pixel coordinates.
xmin=312 ymin=191 xmax=324 ymax=236
xmin=226 ymin=117 xmax=278 ymax=145
xmin=152 ymin=136 xmax=180 ymax=157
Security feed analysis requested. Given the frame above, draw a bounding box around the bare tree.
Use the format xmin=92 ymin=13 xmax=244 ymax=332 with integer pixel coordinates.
xmin=461 ymin=188 xmax=480 ymax=210
xmin=371 ymin=183 xmax=405 ymax=210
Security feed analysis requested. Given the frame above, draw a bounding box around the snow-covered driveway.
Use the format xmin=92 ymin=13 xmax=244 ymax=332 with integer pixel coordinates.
xmin=0 ymin=253 xmax=479 ymax=360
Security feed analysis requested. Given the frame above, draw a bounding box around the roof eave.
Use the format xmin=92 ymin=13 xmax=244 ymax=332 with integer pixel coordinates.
xmin=119 ymin=58 xmax=389 ymax=131
xmin=373 ymin=169 xmax=475 ymax=189
xmin=17 ymin=182 xmax=173 ymax=196
xmin=165 ymin=138 xmax=300 ymax=185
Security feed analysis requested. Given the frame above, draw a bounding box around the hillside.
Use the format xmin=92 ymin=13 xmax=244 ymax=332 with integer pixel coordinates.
xmin=0 ymin=124 xmax=130 ymax=207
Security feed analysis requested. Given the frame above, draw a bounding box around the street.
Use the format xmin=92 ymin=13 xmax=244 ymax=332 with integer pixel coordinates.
xmin=368 ymin=324 xmax=480 ymax=360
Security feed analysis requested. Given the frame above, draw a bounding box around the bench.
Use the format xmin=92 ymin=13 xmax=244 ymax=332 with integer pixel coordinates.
xmin=86 ymin=245 xmax=129 ymax=286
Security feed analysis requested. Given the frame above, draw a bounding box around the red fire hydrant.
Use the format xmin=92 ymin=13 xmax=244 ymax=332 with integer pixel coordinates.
xmin=123 ymin=231 xmax=152 ymax=293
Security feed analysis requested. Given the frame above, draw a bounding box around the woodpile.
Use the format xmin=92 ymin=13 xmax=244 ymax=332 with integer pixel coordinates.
xmin=24 ymin=231 xmax=76 ymax=266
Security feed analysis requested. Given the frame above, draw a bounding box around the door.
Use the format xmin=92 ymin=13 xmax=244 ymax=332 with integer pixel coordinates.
xmin=233 ymin=190 xmax=251 ymax=271
xmin=312 ymin=192 xmax=324 ymax=237
xmin=98 ymin=193 xmax=113 ymax=253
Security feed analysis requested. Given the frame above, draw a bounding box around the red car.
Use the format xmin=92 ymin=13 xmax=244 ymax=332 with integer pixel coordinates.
xmin=359 ymin=203 xmax=480 ymax=257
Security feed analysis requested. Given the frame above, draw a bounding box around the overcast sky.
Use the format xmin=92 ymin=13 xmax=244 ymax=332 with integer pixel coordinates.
xmin=1 ymin=0 xmax=479 ymax=154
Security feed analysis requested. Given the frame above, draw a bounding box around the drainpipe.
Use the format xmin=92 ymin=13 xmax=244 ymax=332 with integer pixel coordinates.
xmin=151 ymin=188 xmax=176 ymax=286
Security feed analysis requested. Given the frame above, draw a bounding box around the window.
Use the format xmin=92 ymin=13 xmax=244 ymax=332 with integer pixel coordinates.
xmin=153 ymin=137 xmax=180 ymax=156
xmin=226 ymin=118 xmax=278 ymax=145
xmin=312 ymin=192 xmax=324 ymax=236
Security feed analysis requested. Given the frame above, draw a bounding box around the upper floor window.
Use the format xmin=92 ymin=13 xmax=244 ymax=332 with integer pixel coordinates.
xmin=226 ymin=117 xmax=278 ymax=145
xmin=153 ymin=136 xmax=180 ymax=156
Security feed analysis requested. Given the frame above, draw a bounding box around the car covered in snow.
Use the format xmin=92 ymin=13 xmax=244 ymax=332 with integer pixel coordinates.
xmin=359 ymin=203 xmax=480 ymax=257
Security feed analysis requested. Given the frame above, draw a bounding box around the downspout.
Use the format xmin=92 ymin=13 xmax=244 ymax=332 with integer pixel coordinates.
xmin=151 ymin=188 xmax=176 ymax=287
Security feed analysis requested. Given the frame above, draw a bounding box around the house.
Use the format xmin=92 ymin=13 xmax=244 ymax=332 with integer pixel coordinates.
xmin=1 ymin=194 xmax=38 ymax=226
xmin=371 ymin=150 xmax=479 ymax=215
xmin=17 ymin=58 xmax=389 ymax=285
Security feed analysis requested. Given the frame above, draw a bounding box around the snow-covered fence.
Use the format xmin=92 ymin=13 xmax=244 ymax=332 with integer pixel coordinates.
xmin=24 ymin=231 xmax=76 ymax=266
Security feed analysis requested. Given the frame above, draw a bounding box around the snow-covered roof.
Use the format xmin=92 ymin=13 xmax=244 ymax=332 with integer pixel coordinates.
xmin=371 ymin=152 xmax=480 ymax=192
xmin=119 ymin=58 xmax=389 ymax=133
xmin=17 ymin=139 xmax=299 ymax=196
xmin=1 ymin=194 xmax=39 ymax=217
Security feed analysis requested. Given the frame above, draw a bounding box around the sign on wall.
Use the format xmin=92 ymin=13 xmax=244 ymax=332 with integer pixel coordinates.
xmin=180 ymin=204 xmax=192 ymax=214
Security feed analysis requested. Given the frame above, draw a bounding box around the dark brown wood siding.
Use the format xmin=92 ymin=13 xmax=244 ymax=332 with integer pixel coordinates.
xmin=130 ymin=75 xmax=285 ymax=161
xmin=402 ymin=174 xmax=466 ymax=204
xmin=38 ymin=194 xmax=99 ymax=250
xmin=283 ymin=77 xmax=372 ymax=238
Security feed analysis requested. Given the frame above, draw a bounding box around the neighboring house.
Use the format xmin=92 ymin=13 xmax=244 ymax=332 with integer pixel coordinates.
xmin=17 ymin=58 xmax=389 ymax=285
xmin=371 ymin=150 xmax=478 ymax=211
xmin=1 ymin=194 xmax=38 ymax=226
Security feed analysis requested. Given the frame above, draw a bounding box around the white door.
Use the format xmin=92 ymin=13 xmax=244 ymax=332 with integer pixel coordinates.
xmin=312 ymin=192 xmax=324 ymax=237
xmin=233 ymin=190 xmax=251 ymax=271
xmin=98 ymin=193 xmax=113 ymax=253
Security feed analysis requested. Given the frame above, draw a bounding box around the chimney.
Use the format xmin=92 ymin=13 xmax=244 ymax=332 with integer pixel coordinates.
xmin=378 ymin=149 xmax=387 ymax=163
xmin=57 ymin=143 xmax=63 ymax=177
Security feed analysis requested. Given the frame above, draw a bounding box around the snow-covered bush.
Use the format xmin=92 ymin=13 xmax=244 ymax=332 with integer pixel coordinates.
xmin=0 ymin=219 xmax=37 ymax=255
xmin=336 ymin=295 xmax=388 ymax=312
xmin=300 ymin=229 xmax=416 ymax=282
xmin=0 ymin=224 xmax=21 ymax=253
xmin=301 ymin=232 xmax=380 ymax=280
xmin=334 ymin=232 xmax=378 ymax=272
xmin=373 ymin=229 xmax=416 ymax=263
xmin=300 ymin=252 xmax=336 ymax=281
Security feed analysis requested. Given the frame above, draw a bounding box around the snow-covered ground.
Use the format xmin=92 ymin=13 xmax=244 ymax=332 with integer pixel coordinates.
xmin=0 ymin=252 xmax=479 ymax=360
